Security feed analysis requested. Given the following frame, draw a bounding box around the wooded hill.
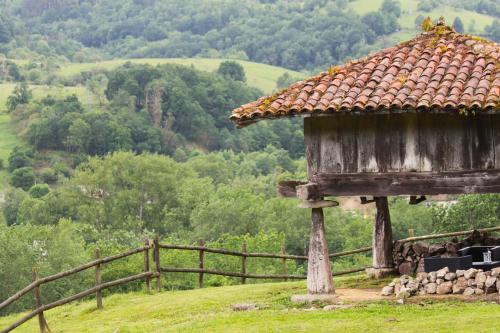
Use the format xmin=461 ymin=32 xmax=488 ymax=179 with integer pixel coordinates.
xmin=0 ymin=0 xmax=498 ymax=71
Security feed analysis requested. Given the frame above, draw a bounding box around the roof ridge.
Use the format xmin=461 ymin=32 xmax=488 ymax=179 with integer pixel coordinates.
xmin=231 ymin=27 xmax=500 ymax=126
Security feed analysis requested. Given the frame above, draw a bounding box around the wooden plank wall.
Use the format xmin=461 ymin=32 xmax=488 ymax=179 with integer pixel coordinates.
xmin=304 ymin=113 xmax=498 ymax=179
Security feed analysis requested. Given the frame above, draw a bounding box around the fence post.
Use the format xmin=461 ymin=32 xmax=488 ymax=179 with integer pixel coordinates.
xmin=154 ymin=236 xmax=161 ymax=292
xmin=32 ymin=268 xmax=49 ymax=333
xmin=144 ymin=238 xmax=151 ymax=294
xmin=95 ymin=249 xmax=103 ymax=310
xmin=198 ymin=240 xmax=205 ymax=289
xmin=241 ymin=242 xmax=247 ymax=285
xmin=280 ymin=242 xmax=288 ymax=282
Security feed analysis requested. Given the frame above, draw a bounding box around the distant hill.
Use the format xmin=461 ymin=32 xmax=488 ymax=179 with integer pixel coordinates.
xmin=2 ymin=0 xmax=496 ymax=73
xmin=57 ymin=58 xmax=305 ymax=94
xmin=349 ymin=0 xmax=497 ymax=45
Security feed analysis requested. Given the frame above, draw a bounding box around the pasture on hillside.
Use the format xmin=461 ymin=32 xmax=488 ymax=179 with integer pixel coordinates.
xmin=349 ymin=0 xmax=496 ymax=42
xmin=1 ymin=277 xmax=499 ymax=333
xmin=57 ymin=58 xmax=306 ymax=94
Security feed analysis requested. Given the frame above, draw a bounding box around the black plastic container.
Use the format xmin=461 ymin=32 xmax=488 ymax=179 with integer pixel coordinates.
xmin=424 ymin=255 xmax=473 ymax=273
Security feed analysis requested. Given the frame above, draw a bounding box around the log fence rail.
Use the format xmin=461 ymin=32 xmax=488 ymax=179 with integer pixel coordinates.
xmin=1 ymin=225 xmax=499 ymax=333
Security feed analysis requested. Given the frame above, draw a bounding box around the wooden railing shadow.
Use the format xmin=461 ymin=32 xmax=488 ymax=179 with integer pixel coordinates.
xmin=1 ymin=226 xmax=500 ymax=333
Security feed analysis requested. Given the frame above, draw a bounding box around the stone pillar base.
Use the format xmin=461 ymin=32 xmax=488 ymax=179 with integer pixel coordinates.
xmin=366 ymin=267 xmax=397 ymax=279
xmin=291 ymin=293 xmax=339 ymax=305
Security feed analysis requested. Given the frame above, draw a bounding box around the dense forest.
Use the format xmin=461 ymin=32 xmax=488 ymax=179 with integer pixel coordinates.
xmin=1 ymin=0 xmax=500 ymax=315
xmin=0 ymin=0 xmax=498 ymax=72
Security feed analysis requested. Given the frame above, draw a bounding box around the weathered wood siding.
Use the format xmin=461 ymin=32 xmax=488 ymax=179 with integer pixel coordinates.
xmin=304 ymin=114 xmax=499 ymax=179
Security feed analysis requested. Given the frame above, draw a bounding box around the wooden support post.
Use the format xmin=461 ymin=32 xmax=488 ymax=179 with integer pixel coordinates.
xmin=154 ymin=236 xmax=161 ymax=292
xmin=370 ymin=197 xmax=395 ymax=278
xmin=95 ymin=249 xmax=103 ymax=310
xmin=307 ymin=208 xmax=334 ymax=294
xmin=241 ymin=242 xmax=247 ymax=285
xmin=32 ymin=268 xmax=49 ymax=333
xmin=198 ymin=240 xmax=205 ymax=289
xmin=280 ymin=242 xmax=288 ymax=282
xmin=144 ymin=239 xmax=151 ymax=294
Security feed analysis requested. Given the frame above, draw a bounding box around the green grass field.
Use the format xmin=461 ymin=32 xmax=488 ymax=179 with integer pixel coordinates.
xmin=0 ymin=114 xmax=20 ymax=189
xmin=1 ymin=277 xmax=499 ymax=333
xmin=349 ymin=0 xmax=496 ymax=42
xmin=58 ymin=58 xmax=305 ymax=94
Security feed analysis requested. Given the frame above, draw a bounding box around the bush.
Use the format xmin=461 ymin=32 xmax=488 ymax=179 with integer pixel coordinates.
xmin=40 ymin=168 xmax=58 ymax=184
xmin=7 ymin=146 xmax=33 ymax=172
xmin=28 ymin=184 xmax=50 ymax=198
xmin=10 ymin=167 xmax=35 ymax=190
xmin=0 ymin=158 xmax=4 ymax=170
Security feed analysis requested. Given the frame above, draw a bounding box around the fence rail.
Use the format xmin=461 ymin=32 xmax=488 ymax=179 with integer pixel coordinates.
xmin=1 ymin=226 xmax=499 ymax=333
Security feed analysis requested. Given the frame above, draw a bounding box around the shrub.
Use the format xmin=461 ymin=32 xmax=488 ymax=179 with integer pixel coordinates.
xmin=7 ymin=146 xmax=33 ymax=171
xmin=0 ymin=158 xmax=4 ymax=170
xmin=10 ymin=167 xmax=35 ymax=190
xmin=40 ymin=168 xmax=58 ymax=184
xmin=28 ymin=184 xmax=50 ymax=198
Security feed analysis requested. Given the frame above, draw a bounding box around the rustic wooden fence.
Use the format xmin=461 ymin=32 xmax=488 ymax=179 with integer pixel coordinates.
xmin=1 ymin=225 xmax=500 ymax=333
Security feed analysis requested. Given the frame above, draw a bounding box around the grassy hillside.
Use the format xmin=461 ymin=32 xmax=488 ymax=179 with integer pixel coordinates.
xmin=349 ymin=0 xmax=496 ymax=42
xmin=0 ymin=84 xmax=92 ymax=193
xmin=1 ymin=277 xmax=498 ymax=333
xmin=58 ymin=58 xmax=305 ymax=94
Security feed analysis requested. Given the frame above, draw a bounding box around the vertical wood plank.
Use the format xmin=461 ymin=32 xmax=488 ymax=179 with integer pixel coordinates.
xmin=468 ymin=115 xmax=494 ymax=170
xmin=32 ymin=268 xmax=49 ymax=333
xmin=304 ymin=117 xmax=321 ymax=180
xmin=418 ymin=113 xmax=445 ymax=171
xmin=400 ymin=113 xmax=420 ymax=172
xmin=198 ymin=240 xmax=205 ymax=289
xmin=154 ymin=236 xmax=161 ymax=292
xmin=280 ymin=242 xmax=288 ymax=282
xmin=339 ymin=116 xmax=359 ymax=172
xmin=144 ymin=238 xmax=151 ymax=294
xmin=318 ymin=117 xmax=343 ymax=173
xmin=241 ymin=242 xmax=247 ymax=285
xmin=357 ymin=116 xmax=378 ymax=172
xmin=95 ymin=249 xmax=103 ymax=310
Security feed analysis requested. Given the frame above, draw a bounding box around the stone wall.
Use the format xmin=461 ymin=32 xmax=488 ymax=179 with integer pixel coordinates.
xmin=382 ymin=267 xmax=500 ymax=299
xmin=393 ymin=231 xmax=500 ymax=275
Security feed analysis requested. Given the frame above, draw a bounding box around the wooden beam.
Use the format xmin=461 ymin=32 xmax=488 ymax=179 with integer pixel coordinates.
xmin=372 ymin=197 xmax=394 ymax=270
xmin=309 ymin=170 xmax=500 ymax=196
xmin=277 ymin=180 xmax=307 ymax=198
xmin=298 ymin=200 xmax=339 ymax=209
xmin=307 ymin=208 xmax=334 ymax=295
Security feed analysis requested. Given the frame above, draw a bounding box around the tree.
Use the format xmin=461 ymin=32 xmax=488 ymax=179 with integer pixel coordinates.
xmin=452 ymin=17 xmax=464 ymax=33
xmin=2 ymin=188 xmax=28 ymax=226
xmin=65 ymin=119 xmax=91 ymax=153
xmin=8 ymin=146 xmax=33 ymax=172
xmin=217 ymin=61 xmax=246 ymax=82
xmin=381 ymin=0 xmax=401 ymax=18
xmin=485 ymin=19 xmax=500 ymax=42
xmin=10 ymin=167 xmax=36 ymax=190
xmin=6 ymin=82 xmax=32 ymax=112
xmin=29 ymin=184 xmax=50 ymax=198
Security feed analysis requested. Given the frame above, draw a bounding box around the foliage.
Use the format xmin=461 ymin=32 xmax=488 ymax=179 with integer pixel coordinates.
xmin=430 ymin=194 xmax=500 ymax=232
xmin=0 ymin=0 xmax=407 ymax=71
xmin=9 ymin=166 xmax=35 ymax=190
xmin=28 ymin=183 xmax=50 ymax=198
xmin=217 ymin=61 xmax=246 ymax=82
xmin=453 ymin=17 xmax=465 ymax=33
xmin=7 ymin=146 xmax=33 ymax=172
xmin=6 ymin=82 xmax=31 ymax=112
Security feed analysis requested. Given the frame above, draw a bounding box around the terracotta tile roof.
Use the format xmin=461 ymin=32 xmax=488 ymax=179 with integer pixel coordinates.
xmin=230 ymin=25 xmax=500 ymax=127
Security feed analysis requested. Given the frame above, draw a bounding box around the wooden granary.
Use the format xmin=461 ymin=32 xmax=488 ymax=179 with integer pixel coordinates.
xmin=231 ymin=23 xmax=500 ymax=296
